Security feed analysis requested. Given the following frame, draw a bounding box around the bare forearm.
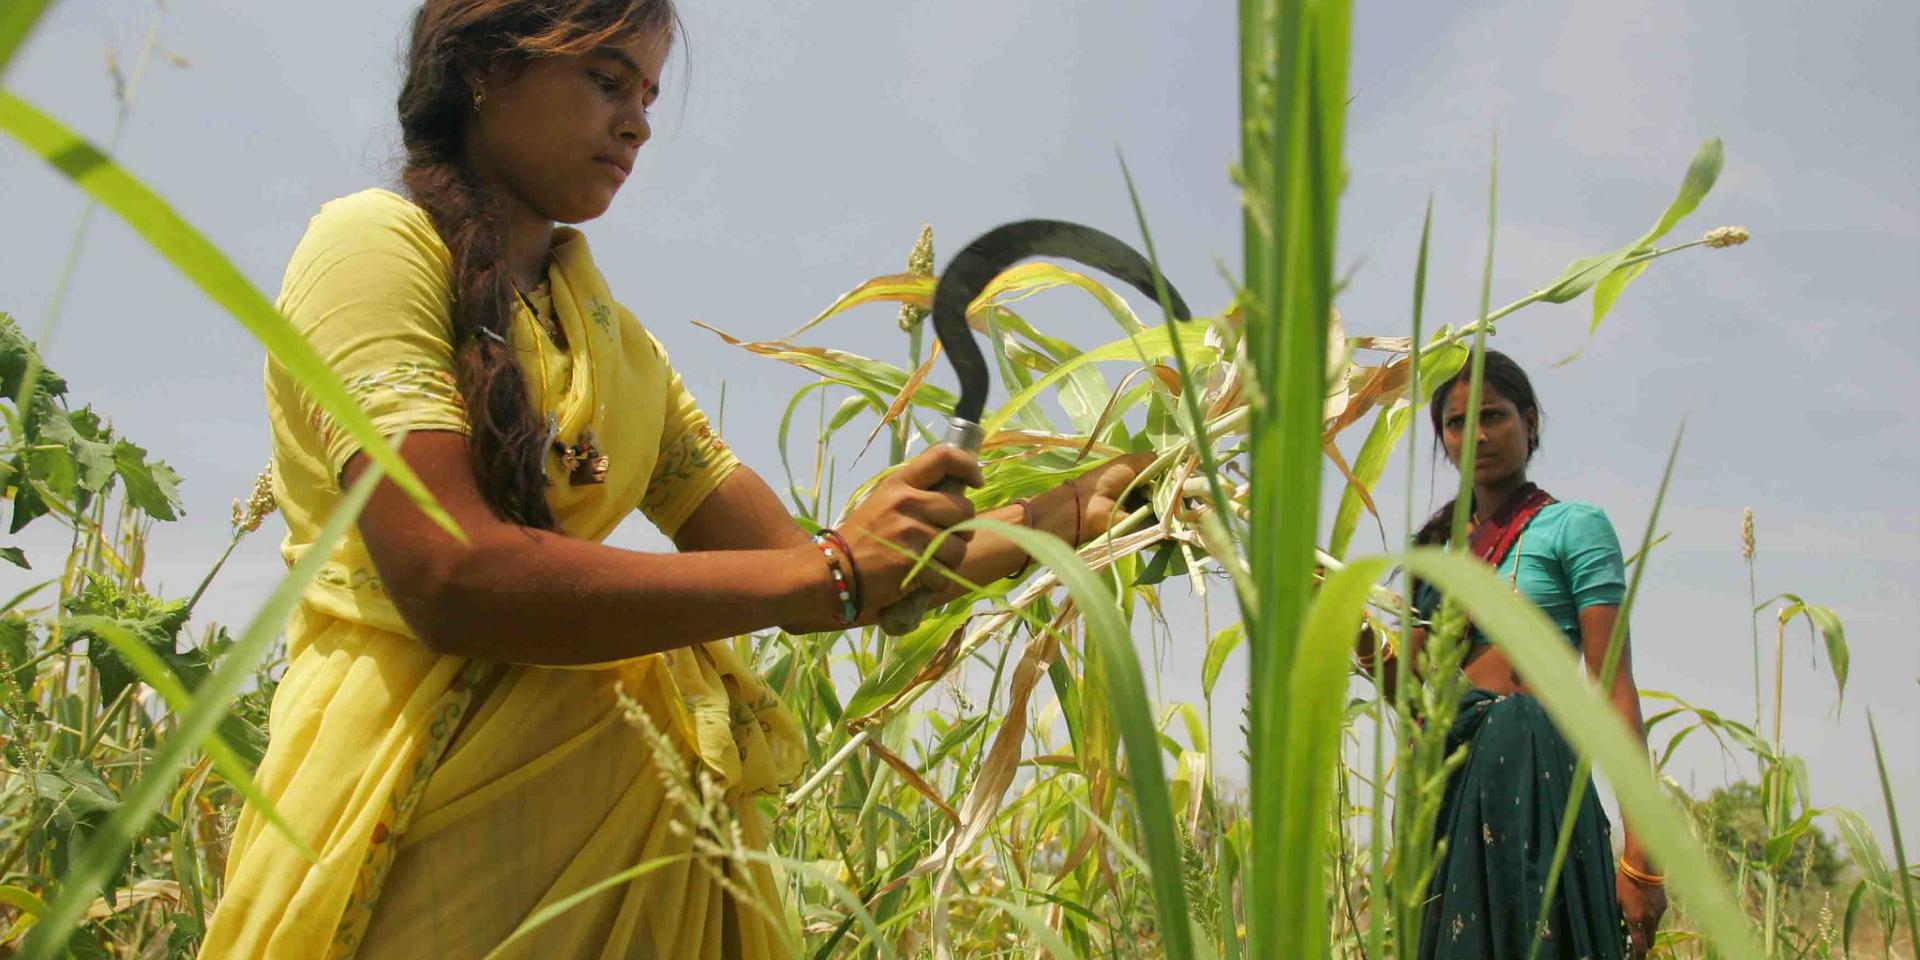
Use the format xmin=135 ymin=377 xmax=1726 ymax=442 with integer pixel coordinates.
xmin=402 ymin=533 xmax=833 ymax=664
xmin=944 ymin=482 xmax=1080 ymax=590
xmin=1610 ymin=665 xmax=1654 ymax=865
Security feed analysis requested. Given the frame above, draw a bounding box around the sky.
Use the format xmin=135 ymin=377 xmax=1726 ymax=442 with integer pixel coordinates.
xmin=2 ymin=0 xmax=1915 ymax=847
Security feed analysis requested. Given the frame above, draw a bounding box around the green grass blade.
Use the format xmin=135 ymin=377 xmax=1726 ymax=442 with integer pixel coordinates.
xmin=1403 ymin=548 xmax=1765 ymax=958
xmin=956 ymin=517 xmax=1193 ymax=960
xmin=1448 ymin=132 xmax=1499 ymax=549
xmin=1288 ymin=555 xmax=1394 ymax=957
xmin=1527 ymin=418 xmax=1685 ymax=960
xmin=1867 ymin=712 xmax=1920 ymax=946
xmin=0 ymin=90 xmax=460 ymax=540
xmin=22 ymin=451 xmax=389 ymax=960
xmin=0 ymin=0 xmax=53 ymax=75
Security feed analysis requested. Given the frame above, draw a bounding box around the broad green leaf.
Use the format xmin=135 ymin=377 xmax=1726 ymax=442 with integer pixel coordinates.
xmin=22 ymin=451 xmax=387 ymax=960
xmin=1829 ymin=807 xmax=1896 ymax=899
xmin=1334 ymin=414 xmax=1418 ymax=562
xmin=1773 ymin=593 xmax=1849 ymax=708
xmin=110 ymin=439 xmax=182 ymax=521
xmin=1764 ymin=810 xmax=1816 ymax=869
xmin=840 ymin=605 xmax=975 ymax=722
xmin=1404 ymin=548 xmax=1765 ymax=958
xmin=1540 ymin=249 xmax=1633 ymax=305
xmin=0 ymin=91 xmax=459 ymax=540
xmin=1588 ymin=138 xmax=1725 ymax=331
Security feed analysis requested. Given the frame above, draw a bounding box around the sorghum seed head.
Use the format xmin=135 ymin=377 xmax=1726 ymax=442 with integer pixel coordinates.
xmin=232 ymin=461 xmax=277 ymax=535
xmin=897 ymin=224 xmax=935 ymax=332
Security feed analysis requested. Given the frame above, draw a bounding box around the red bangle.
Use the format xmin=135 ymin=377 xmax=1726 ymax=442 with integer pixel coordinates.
xmin=1005 ymin=497 xmax=1035 ymax=581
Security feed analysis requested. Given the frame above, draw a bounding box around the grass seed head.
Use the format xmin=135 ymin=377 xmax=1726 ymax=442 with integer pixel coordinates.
xmin=1741 ymin=506 xmax=1755 ymax=561
xmin=1704 ymin=225 xmax=1750 ymax=248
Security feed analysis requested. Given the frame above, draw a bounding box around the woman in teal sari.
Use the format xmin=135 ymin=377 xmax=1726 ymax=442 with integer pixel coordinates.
xmin=1358 ymin=350 xmax=1668 ymax=959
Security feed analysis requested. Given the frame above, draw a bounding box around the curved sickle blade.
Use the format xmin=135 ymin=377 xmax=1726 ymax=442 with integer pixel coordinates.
xmin=933 ymin=219 xmax=1193 ymax=426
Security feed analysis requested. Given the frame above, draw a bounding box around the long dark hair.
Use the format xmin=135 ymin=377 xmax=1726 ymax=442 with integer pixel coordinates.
xmin=1411 ymin=349 xmax=1543 ymax=546
xmin=397 ymin=0 xmax=678 ymax=529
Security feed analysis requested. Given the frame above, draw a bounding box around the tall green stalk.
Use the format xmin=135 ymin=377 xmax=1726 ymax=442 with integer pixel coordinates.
xmin=1240 ymin=1 xmax=1350 ymax=955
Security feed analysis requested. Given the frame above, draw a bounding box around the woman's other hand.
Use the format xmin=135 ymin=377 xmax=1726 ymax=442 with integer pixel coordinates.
xmin=1073 ymin=452 xmax=1157 ymax=544
xmin=837 ymin=443 xmax=983 ymax=615
xmin=1616 ymin=867 xmax=1668 ymax=959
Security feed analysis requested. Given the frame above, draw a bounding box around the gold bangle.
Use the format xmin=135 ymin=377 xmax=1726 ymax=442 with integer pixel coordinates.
xmin=1617 ymin=855 xmax=1665 ymax=886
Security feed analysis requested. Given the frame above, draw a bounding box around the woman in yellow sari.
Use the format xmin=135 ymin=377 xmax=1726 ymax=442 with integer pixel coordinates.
xmin=200 ymin=2 xmax=1147 ymax=957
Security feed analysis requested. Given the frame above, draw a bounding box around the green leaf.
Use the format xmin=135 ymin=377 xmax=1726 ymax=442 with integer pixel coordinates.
xmin=0 ymin=0 xmax=53 ymax=76
xmin=953 ymin=517 xmax=1194 ymax=960
xmin=839 ymin=605 xmax=975 ymax=721
xmin=1775 ymin=594 xmax=1849 ymax=708
xmin=0 ymin=311 xmax=66 ymax=398
xmin=0 ymin=91 xmax=461 ymax=541
xmin=1829 ymin=807 xmax=1896 ymax=900
xmin=110 ymin=440 xmax=183 ymax=521
xmin=1279 ymin=555 xmax=1389 ymax=958
xmin=1540 ymin=249 xmax=1633 ymax=305
xmin=983 ymin=321 xmax=1216 ymax=434
xmin=1588 ymin=138 xmax=1724 ymax=331
xmin=1201 ymin=623 xmax=1243 ymax=699
xmin=0 ymin=614 xmax=36 ymax=693
xmin=1866 ymin=712 xmax=1920 ymax=948
xmin=1764 ymin=810 xmax=1815 ymax=869
xmin=21 ymin=449 xmax=384 ymax=960
xmin=0 ymin=546 xmax=24 ymax=569
xmin=1134 ymin=540 xmax=1189 ymax=587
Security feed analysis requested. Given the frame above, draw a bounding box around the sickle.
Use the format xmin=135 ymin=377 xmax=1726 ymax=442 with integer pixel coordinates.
xmin=878 ymin=219 xmax=1193 ymax=636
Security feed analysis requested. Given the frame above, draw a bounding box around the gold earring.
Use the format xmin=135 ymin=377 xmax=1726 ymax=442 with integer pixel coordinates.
xmin=472 ymin=85 xmax=486 ymax=110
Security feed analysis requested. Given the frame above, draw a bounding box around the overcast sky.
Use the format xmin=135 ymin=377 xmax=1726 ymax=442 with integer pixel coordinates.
xmin=3 ymin=1 xmax=1915 ymax=843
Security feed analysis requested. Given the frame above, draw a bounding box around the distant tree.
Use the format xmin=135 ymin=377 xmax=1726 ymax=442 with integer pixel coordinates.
xmin=1695 ymin=780 xmax=1845 ymax=890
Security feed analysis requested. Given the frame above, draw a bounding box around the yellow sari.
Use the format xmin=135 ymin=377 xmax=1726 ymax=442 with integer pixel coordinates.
xmin=200 ymin=189 xmax=805 ymax=960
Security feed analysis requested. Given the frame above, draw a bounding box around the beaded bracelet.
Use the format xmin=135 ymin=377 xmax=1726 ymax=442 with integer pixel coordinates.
xmin=1617 ymin=855 xmax=1665 ymax=887
xmin=811 ymin=532 xmax=859 ymax=626
xmin=821 ymin=528 xmax=864 ymax=613
xmin=1005 ymin=497 xmax=1036 ymax=581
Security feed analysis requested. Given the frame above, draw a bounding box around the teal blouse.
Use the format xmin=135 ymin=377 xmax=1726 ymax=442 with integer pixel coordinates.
xmin=1414 ymin=501 xmax=1628 ymax=646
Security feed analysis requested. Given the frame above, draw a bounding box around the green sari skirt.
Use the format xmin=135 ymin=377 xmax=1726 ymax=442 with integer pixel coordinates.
xmin=1417 ymin=690 xmax=1629 ymax=960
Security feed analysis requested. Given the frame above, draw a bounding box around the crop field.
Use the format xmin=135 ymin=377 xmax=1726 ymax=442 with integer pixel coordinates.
xmin=0 ymin=2 xmax=1914 ymax=959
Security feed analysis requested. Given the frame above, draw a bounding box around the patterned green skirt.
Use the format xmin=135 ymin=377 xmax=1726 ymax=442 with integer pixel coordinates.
xmin=1417 ymin=689 xmax=1629 ymax=960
